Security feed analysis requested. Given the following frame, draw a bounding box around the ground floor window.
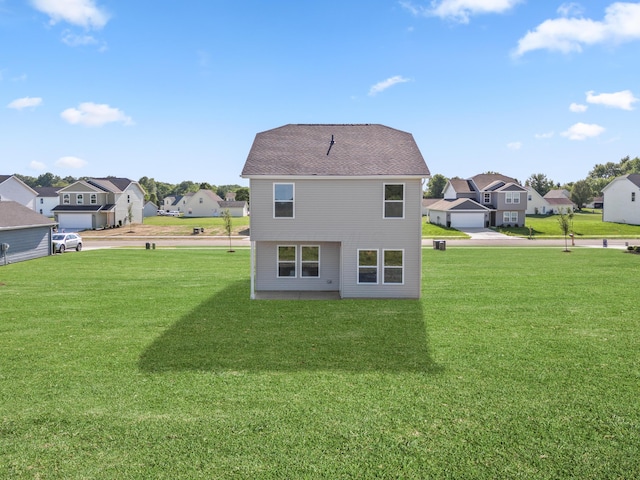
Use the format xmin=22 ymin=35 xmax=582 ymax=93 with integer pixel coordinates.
xmin=358 ymin=249 xmax=378 ymax=284
xmin=503 ymin=211 xmax=518 ymax=223
xmin=277 ymin=245 xmax=296 ymax=277
xmin=278 ymin=245 xmax=320 ymax=278
xmin=301 ymin=246 xmax=320 ymax=277
xmin=383 ymin=250 xmax=404 ymax=284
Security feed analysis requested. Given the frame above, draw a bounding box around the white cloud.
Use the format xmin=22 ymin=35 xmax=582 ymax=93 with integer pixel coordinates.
xmin=368 ymin=75 xmax=411 ymax=96
xmin=569 ymin=102 xmax=588 ymax=112
xmin=507 ymin=141 xmax=522 ymax=150
xmin=402 ymin=0 xmax=522 ymax=23
xmin=60 ymin=102 xmax=134 ymax=127
xmin=29 ymin=161 xmax=47 ymax=171
xmin=30 ymin=0 xmax=109 ymax=29
xmin=561 ymin=122 xmax=605 ymax=140
xmin=56 ymin=156 xmax=87 ymax=168
xmin=7 ymin=96 xmax=43 ymax=110
xmin=534 ymin=131 xmax=555 ymax=139
xmin=557 ymin=2 xmax=584 ymax=18
xmin=513 ymin=2 xmax=640 ymax=57
xmin=586 ymin=89 xmax=638 ymax=110
xmin=62 ymin=30 xmax=98 ymax=46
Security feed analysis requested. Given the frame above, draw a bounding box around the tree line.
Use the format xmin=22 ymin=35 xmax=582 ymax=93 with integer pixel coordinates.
xmin=13 ymin=173 xmax=250 ymax=207
xmin=424 ymin=155 xmax=640 ymax=210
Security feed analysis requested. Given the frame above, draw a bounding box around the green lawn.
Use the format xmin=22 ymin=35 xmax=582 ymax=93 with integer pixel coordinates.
xmin=422 ymin=220 xmax=470 ymax=238
xmin=499 ymin=210 xmax=640 ymax=238
xmin=1 ymin=248 xmax=638 ymax=478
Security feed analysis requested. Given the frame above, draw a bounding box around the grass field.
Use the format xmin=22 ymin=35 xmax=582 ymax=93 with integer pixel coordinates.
xmin=1 ymin=247 xmax=639 ymax=478
xmin=499 ymin=210 xmax=640 ymax=239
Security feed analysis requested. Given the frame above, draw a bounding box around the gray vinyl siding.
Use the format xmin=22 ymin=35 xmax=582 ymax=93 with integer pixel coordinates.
xmin=250 ymin=178 xmax=423 ymax=298
xmin=0 ymin=226 xmax=53 ymax=265
xmin=255 ymin=241 xmax=340 ymax=292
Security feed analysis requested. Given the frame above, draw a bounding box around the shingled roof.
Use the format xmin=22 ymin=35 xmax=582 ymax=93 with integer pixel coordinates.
xmin=241 ymin=124 xmax=429 ymax=177
xmin=0 ymin=201 xmax=56 ymax=229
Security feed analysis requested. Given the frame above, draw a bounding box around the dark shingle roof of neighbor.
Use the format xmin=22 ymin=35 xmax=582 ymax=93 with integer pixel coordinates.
xmin=0 ymin=175 xmax=12 ymax=183
xmin=35 ymin=186 xmax=63 ymax=197
xmin=428 ymin=198 xmax=489 ymax=211
xmin=241 ymin=124 xmax=430 ymax=177
xmin=627 ymin=174 xmax=640 ymax=187
xmin=448 ymin=178 xmax=474 ymax=193
xmin=0 ymin=201 xmax=56 ymax=228
xmin=471 ymin=173 xmax=518 ymax=190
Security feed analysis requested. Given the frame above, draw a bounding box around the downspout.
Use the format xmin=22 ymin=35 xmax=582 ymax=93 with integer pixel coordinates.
xmin=250 ymin=241 xmax=255 ymax=299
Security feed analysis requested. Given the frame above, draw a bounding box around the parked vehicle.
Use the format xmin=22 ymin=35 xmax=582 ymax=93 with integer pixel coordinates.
xmin=52 ymin=233 xmax=83 ymax=253
xmin=166 ymin=210 xmax=182 ymax=217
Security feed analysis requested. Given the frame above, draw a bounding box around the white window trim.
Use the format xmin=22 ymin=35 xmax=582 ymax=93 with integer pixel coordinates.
xmin=90 ymin=194 xmax=97 ymax=204
xmin=301 ymin=245 xmax=320 ymax=278
xmin=277 ymin=245 xmax=297 ymax=278
xmin=483 ymin=193 xmax=491 ymax=204
xmin=505 ymin=192 xmax=520 ymax=204
xmin=503 ymin=211 xmax=518 ymax=223
xmin=273 ymin=183 xmax=295 ymax=219
xmin=77 ymin=194 xmax=84 ymax=205
xmin=357 ymin=249 xmax=379 ymax=285
xmin=382 ymin=249 xmax=404 ymax=285
xmin=63 ymin=193 xmax=70 ymax=204
xmin=383 ymin=183 xmax=405 ymax=219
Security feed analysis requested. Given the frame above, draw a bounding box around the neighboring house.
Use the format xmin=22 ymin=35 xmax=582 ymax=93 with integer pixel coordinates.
xmin=0 ymin=201 xmax=56 ymax=265
xmin=525 ymin=186 xmax=550 ymax=215
xmin=219 ymin=201 xmax=249 ymax=217
xmin=162 ymin=193 xmax=193 ymax=213
xmin=602 ymin=174 xmax=640 ymax=225
xmin=586 ymin=196 xmax=604 ymax=209
xmin=543 ymin=189 xmax=575 ymax=214
xmin=143 ymin=201 xmax=158 ymax=218
xmin=421 ymin=198 xmax=440 ymax=216
xmin=183 ymin=189 xmax=224 ymax=217
xmin=0 ymin=175 xmax=38 ymax=210
xmin=34 ymin=186 xmax=63 ymax=217
xmin=428 ymin=173 xmax=527 ymax=228
xmin=52 ymin=177 xmax=145 ymax=231
xmin=241 ymin=123 xmax=430 ymax=299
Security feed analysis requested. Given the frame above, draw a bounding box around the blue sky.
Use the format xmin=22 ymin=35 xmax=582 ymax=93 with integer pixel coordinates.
xmin=2 ymin=0 xmax=639 ymax=187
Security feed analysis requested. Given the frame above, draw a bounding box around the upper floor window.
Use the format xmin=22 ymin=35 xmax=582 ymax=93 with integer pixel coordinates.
xmin=63 ymin=193 xmax=70 ymax=204
xmin=40 ymin=198 xmax=44 ymax=204
xmin=199 ymin=197 xmax=204 ymax=204
xmin=301 ymin=246 xmax=320 ymax=277
xmin=77 ymin=194 xmax=84 ymax=205
xmin=358 ymin=249 xmax=378 ymax=284
xmin=127 ymin=194 xmax=131 ymax=204
xmin=277 ymin=245 xmax=296 ymax=277
xmin=90 ymin=194 xmax=97 ymax=204
xmin=483 ymin=193 xmax=491 ymax=204
xmin=632 ymin=192 xmax=636 ymax=202
xmin=505 ymin=192 xmax=520 ymax=204
xmin=274 ymin=183 xmax=294 ymax=218
xmin=384 ymin=184 xmax=404 ymax=218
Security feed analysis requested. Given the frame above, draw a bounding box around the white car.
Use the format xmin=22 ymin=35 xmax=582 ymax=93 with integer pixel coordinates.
xmin=166 ymin=210 xmax=181 ymax=217
xmin=52 ymin=233 xmax=83 ymax=253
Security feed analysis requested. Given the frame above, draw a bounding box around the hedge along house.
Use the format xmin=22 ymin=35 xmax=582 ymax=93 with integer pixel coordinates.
xmin=0 ymin=201 xmax=56 ymax=265
xmin=241 ymin=124 xmax=430 ymax=299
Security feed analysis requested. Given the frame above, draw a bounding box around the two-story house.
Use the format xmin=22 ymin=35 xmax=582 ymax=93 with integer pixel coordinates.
xmin=0 ymin=175 xmax=38 ymax=210
xmin=53 ymin=177 xmax=145 ymax=231
xmin=427 ymin=173 xmax=527 ymax=228
xmin=241 ymin=124 xmax=430 ymax=299
xmin=602 ymin=174 xmax=640 ymax=225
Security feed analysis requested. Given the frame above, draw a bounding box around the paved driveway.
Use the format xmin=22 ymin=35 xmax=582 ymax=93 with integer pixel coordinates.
xmin=456 ymin=228 xmax=524 ymax=240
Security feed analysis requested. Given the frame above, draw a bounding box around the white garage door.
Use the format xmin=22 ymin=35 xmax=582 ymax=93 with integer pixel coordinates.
xmin=450 ymin=212 xmax=484 ymax=228
xmin=58 ymin=213 xmax=92 ymax=231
